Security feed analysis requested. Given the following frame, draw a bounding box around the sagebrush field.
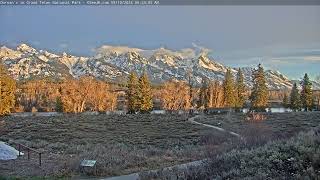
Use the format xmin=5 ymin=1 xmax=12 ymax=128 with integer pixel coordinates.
xmin=0 ymin=114 xmax=215 ymax=177
xmin=0 ymin=112 xmax=319 ymax=178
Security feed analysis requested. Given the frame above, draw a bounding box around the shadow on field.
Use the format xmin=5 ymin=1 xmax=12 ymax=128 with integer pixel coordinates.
xmin=140 ymin=126 xmax=320 ymax=179
xmin=0 ymin=112 xmax=319 ymax=178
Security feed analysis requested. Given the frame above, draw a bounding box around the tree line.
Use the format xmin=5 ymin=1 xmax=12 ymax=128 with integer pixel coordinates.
xmin=195 ymin=68 xmax=248 ymax=110
xmin=126 ymin=72 xmax=153 ymax=113
xmin=0 ymin=65 xmax=16 ymax=115
xmin=127 ymin=64 xmax=317 ymax=113
xmin=283 ymin=73 xmax=315 ymax=111
xmin=0 ymin=64 xmax=117 ymax=115
xmin=0 ymin=63 xmax=318 ymax=115
xmin=126 ymin=65 xmax=261 ymax=112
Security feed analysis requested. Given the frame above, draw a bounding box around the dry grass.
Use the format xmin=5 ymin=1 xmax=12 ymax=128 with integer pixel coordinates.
xmin=0 ymin=114 xmax=216 ymax=177
xmin=197 ymin=112 xmax=320 ymax=137
xmin=140 ymin=126 xmax=320 ymax=179
xmin=1 ymin=112 xmax=319 ymax=178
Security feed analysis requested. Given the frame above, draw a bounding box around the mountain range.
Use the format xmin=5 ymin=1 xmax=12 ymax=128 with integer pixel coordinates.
xmin=0 ymin=43 xmax=319 ymax=90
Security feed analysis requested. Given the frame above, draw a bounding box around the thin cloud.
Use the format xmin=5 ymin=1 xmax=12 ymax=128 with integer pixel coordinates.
xmin=269 ymin=58 xmax=291 ymax=64
xmin=192 ymin=43 xmax=211 ymax=56
xmin=59 ymin=43 xmax=68 ymax=48
xmin=32 ymin=41 xmax=40 ymax=46
xmin=268 ymin=56 xmax=320 ymax=64
xmin=303 ymin=56 xmax=320 ymax=62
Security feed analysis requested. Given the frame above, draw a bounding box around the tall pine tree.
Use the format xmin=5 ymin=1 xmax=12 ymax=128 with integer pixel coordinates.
xmin=0 ymin=64 xmax=16 ymax=115
xmin=187 ymin=71 xmax=194 ymax=111
xmin=55 ymin=96 xmax=64 ymax=112
xmin=290 ymin=83 xmax=301 ymax=111
xmin=198 ymin=77 xmax=209 ymax=109
xmin=138 ymin=72 xmax=153 ymax=113
xmin=250 ymin=64 xmax=268 ymax=111
xmin=301 ymin=73 xmax=313 ymax=111
xmin=235 ymin=68 xmax=246 ymax=109
xmin=282 ymin=93 xmax=289 ymax=108
xmin=223 ymin=68 xmax=236 ymax=108
xmin=127 ymin=71 xmax=140 ymax=113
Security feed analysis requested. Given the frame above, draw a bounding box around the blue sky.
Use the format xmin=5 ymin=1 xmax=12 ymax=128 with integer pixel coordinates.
xmin=0 ymin=6 xmax=320 ymax=80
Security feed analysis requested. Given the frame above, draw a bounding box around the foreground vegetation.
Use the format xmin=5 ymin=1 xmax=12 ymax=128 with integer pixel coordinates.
xmin=141 ymin=126 xmax=320 ymax=179
xmin=0 ymin=114 xmax=216 ymax=177
xmin=1 ymin=112 xmax=320 ymax=178
xmin=197 ymin=112 xmax=320 ymax=137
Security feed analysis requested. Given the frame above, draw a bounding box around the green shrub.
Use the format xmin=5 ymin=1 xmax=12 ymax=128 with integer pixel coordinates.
xmin=141 ymin=127 xmax=320 ymax=179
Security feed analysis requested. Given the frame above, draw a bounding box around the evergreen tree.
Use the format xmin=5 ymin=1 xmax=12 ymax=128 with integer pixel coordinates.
xmin=301 ymin=73 xmax=313 ymax=111
xmin=127 ymin=72 xmax=140 ymax=113
xmin=290 ymin=83 xmax=301 ymax=111
xmin=282 ymin=93 xmax=289 ymax=108
xmin=198 ymin=77 xmax=209 ymax=109
xmin=250 ymin=64 xmax=268 ymax=111
xmin=187 ymin=71 xmax=194 ymax=110
xmin=235 ymin=68 xmax=246 ymax=109
xmin=138 ymin=72 xmax=153 ymax=113
xmin=223 ymin=68 xmax=236 ymax=108
xmin=0 ymin=64 xmax=16 ymax=115
xmin=55 ymin=96 xmax=64 ymax=112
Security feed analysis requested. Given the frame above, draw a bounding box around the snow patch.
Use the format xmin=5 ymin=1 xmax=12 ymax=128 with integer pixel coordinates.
xmin=95 ymin=45 xmax=144 ymax=58
xmin=17 ymin=43 xmax=37 ymax=54
xmin=0 ymin=141 xmax=23 ymax=160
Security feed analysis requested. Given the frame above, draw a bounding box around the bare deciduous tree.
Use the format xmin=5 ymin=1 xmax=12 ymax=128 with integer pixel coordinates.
xmin=161 ymin=80 xmax=191 ymax=110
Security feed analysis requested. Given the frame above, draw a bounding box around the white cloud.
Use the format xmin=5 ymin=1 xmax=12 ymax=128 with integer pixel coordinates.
xmin=32 ymin=41 xmax=40 ymax=46
xmin=303 ymin=56 xmax=320 ymax=61
xmin=268 ymin=56 xmax=320 ymax=64
xmin=269 ymin=58 xmax=291 ymax=64
xmin=192 ymin=43 xmax=211 ymax=56
xmin=59 ymin=43 xmax=68 ymax=48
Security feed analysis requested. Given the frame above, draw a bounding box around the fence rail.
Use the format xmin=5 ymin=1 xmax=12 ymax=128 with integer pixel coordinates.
xmin=12 ymin=141 xmax=42 ymax=166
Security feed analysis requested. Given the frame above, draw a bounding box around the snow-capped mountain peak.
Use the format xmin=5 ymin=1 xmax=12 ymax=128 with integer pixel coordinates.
xmin=16 ymin=43 xmax=37 ymax=54
xmin=197 ymin=55 xmax=226 ymax=72
xmin=0 ymin=43 xmax=312 ymax=89
xmin=0 ymin=46 xmax=22 ymax=60
xmin=95 ymin=45 xmax=144 ymax=58
xmin=58 ymin=53 xmax=82 ymax=69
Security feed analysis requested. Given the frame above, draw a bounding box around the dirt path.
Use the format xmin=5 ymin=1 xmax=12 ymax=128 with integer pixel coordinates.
xmin=99 ymin=173 xmax=139 ymax=180
xmin=100 ymin=159 xmax=206 ymax=180
xmin=188 ymin=115 xmax=242 ymax=138
xmin=101 ymin=115 xmax=241 ymax=180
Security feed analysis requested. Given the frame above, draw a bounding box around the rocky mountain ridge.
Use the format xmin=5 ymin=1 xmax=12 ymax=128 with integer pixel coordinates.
xmin=1 ymin=43 xmax=319 ymax=89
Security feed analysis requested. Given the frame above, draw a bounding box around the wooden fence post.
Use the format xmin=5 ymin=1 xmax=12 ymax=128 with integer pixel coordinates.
xmin=18 ymin=144 xmax=21 ymax=156
xmin=28 ymin=149 xmax=30 ymax=160
xmin=39 ymin=153 xmax=41 ymax=166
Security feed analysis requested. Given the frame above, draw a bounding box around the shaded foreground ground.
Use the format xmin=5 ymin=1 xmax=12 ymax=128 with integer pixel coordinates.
xmin=0 ymin=114 xmax=218 ymax=178
xmin=140 ymin=127 xmax=320 ymax=179
xmin=0 ymin=112 xmax=320 ymax=178
xmin=197 ymin=112 xmax=320 ymax=138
